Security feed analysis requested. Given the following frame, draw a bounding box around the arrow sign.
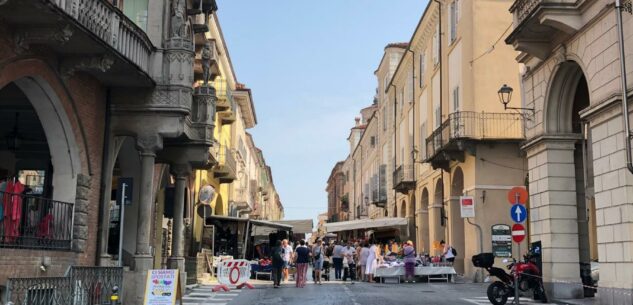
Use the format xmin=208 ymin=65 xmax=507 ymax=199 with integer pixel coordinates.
xmin=512 ymin=224 xmax=526 ymax=243
xmin=510 ymin=204 xmax=527 ymax=223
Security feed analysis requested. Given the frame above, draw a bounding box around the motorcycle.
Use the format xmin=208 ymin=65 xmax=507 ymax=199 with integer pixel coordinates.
xmin=472 ymin=252 xmax=548 ymax=305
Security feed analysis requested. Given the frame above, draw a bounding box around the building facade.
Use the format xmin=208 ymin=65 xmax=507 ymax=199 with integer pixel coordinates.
xmin=326 ymin=161 xmax=347 ymax=222
xmin=0 ymin=0 xmax=282 ymax=302
xmin=506 ymin=0 xmax=633 ymax=303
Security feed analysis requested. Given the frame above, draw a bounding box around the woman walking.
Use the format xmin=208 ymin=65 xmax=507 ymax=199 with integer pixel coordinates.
xmin=365 ymin=240 xmax=378 ymax=283
xmin=294 ymin=239 xmax=310 ymax=288
xmin=403 ymin=240 xmax=416 ymax=283
xmin=312 ymin=239 xmax=324 ymax=285
xmin=359 ymin=242 xmax=370 ymax=282
xmin=271 ymin=240 xmax=284 ymax=288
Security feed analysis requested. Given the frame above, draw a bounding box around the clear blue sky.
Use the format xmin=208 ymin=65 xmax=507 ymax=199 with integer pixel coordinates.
xmin=217 ymin=1 xmax=428 ymax=222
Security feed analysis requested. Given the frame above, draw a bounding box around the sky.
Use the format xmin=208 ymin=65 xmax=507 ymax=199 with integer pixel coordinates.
xmin=216 ymin=1 xmax=428 ymax=223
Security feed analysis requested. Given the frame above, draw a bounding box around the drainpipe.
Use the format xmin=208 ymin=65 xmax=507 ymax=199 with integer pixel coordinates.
xmin=406 ymin=49 xmax=416 ymax=178
xmin=96 ymin=88 xmax=112 ymax=264
xmin=434 ymin=0 xmax=443 ymax=129
xmin=615 ymin=0 xmax=633 ymax=174
xmin=390 ymin=84 xmax=397 ymax=217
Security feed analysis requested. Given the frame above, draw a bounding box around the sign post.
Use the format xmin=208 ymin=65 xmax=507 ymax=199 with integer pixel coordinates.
xmin=143 ymin=269 xmax=182 ymax=305
xmin=459 ymin=196 xmax=475 ymax=218
xmin=507 ymin=186 xmax=528 ymax=305
xmin=116 ymin=177 xmax=133 ymax=267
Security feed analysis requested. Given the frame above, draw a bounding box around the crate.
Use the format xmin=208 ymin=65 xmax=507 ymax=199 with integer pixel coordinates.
xmin=472 ymin=253 xmax=495 ymax=268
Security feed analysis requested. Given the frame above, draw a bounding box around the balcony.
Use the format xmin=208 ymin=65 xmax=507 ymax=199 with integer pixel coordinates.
xmin=393 ymin=165 xmax=416 ymax=194
xmin=506 ymin=0 xmax=587 ymax=60
xmin=0 ymin=192 xmax=74 ymax=250
xmin=370 ymin=170 xmax=387 ymax=207
xmin=0 ymin=0 xmax=154 ymax=86
xmin=213 ymin=145 xmax=237 ymax=183
xmin=425 ymin=111 xmax=524 ymax=170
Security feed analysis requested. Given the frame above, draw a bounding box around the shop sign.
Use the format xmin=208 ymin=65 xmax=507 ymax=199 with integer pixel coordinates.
xmin=217 ymin=259 xmax=251 ymax=286
xmin=460 ymin=196 xmax=475 ymax=218
xmin=143 ymin=269 xmax=181 ymax=305
xmin=491 ymin=224 xmax=512 ymax=257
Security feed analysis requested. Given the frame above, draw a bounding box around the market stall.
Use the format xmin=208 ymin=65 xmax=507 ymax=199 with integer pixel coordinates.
xmin=375 ymin=264 xmax=456 ymax=283
xmin=323 ymin=217 xmax=409 ymax=242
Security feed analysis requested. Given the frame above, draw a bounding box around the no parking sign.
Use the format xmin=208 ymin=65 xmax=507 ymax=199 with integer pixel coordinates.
xmin=217 ymin=259 xmax=251 ymax=286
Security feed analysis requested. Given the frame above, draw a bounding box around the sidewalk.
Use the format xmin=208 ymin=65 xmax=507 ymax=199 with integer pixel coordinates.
xmin=552 ymin=297 xmax=599 ymax=305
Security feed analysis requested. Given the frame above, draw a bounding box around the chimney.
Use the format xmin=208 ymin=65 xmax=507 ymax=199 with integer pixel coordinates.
xmin=355 ymin=117 xmax=361 ymax=126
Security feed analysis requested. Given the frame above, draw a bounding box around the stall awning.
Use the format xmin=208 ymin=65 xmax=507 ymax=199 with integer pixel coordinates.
xmin=324 ymin=218 xmax=408 ymax=233
xmin=273 ymin=219 xmax=313 ymax=234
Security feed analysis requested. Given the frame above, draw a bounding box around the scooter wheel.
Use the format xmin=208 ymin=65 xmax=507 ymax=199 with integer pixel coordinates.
xmin=487 ymin=281 xmax=509 ymax=305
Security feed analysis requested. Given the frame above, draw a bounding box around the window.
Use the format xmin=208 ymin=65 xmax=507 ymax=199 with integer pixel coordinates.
xmin=450 ymin=1 xmax=457 ymax=43
xmin=419 ymin=52 xmax=426 ymax=88
xmin=420 ymin=121 xmax=427 ymax=160
xmin=453 ymin=86 xmax=460 ymax=112
xmin=434 ymin=105 xmax=441 ymax=128
xmin=370 ymin=136 xmax=376 ymax=148
xmin=399 ymin=89 xmax=404 ymax=116
xmin=382 ymin=106 xmax=387 ymax=131
xmin=433 ymin=24 xmax=440 ymax=65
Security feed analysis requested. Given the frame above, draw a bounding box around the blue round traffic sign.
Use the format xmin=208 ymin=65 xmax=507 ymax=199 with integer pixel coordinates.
xmin=510 ymin=204 xmax=527 ymax=223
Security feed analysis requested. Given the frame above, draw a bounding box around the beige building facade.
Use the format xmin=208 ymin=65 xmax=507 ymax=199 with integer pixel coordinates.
xmin=506 ymin=0 xmax=633 ymax=302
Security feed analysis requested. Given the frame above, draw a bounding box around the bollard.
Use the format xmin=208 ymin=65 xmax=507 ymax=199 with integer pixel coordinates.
xmin=110 ymin=286 xmax=120 ymax=305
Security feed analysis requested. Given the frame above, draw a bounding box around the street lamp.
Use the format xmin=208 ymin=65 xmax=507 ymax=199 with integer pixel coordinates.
xmin=498 ymin=84 xmax=534 ymax=119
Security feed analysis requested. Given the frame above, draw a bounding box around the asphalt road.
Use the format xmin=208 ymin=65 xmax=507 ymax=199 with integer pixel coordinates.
xmin=212 ymin=281 xmax=562 ymax=305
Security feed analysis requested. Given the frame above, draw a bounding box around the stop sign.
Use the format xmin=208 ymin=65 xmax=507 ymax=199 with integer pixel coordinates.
xmin=512 ymin=224 xmax=526 ymax=243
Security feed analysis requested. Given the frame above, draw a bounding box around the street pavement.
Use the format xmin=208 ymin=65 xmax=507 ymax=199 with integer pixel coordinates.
xmin=183 ymin=280 xmax=576 ymax=305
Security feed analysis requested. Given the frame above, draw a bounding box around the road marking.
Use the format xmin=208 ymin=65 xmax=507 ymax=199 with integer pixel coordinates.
xmin=342 ymin=285 xmax=361 ymax=305
xmin=461 ymin=296 xmax=556 ymax=305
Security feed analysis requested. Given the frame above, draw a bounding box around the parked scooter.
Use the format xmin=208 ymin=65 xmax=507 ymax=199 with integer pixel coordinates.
xmin=472 ymin=252 xmax=548 ymax=305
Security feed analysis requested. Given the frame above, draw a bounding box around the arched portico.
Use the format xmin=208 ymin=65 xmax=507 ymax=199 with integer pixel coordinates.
xmin=428 ymin=178 xmax=444 ymax=255
xmin=449 ymin=167 xmax=465 ymax=274
xmin=419 ymin=188 xmax=430 ymax=252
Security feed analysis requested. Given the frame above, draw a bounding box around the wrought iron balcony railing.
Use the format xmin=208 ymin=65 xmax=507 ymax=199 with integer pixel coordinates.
xmin=510 ymin=0 xmax=584 ymax=28
xmin=393 ymin=164 xmax=416 ymax=193
xmin=213 ymin=79 xmax=235 ymax=111
xmin=425 ymin=111 xmax=524 ymax=160
xmin=51 ymin=0 xmax=153 ymax=73
xmin=214 ymin=145 xmax=237 ymax=183
xmin=0 ymin=191 xmax=74 ymax=250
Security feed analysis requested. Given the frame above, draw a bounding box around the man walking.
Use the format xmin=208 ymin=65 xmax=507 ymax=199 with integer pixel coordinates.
xmin=332 ymin=240 xmax=345 ymax=280
xmin=271 ymin=240 xmax=284 ymax=288
xmin=282 ymin=239 xmax=293 ymax=282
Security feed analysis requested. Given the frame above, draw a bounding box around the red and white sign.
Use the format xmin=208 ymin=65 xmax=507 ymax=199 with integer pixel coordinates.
xmin=217 ymin=260 xmax=251 ymax=286
xmin=460 ymin=196 xmax=475 ymax=218
xmin=507 ymin=186 xmax=528 ymax=205
xmin=512 ymin=224 xmax=526 ymax=243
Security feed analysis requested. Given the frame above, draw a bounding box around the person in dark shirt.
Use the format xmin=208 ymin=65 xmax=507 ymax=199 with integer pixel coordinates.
xmin=271 ymin=240 xmax=284 ymax=288
xmin=294 ymin=239 xmax=310 ymax=288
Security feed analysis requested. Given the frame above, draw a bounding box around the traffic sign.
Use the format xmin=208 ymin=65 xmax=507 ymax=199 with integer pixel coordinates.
xmin=507 ymin=186 xmax=528 ymax=204
xmin=512 ymin=224 xmax=526 ymax=243
xmin=217 ymin=259 xmax=251 ymax=286
xmin=510 ymin=204 xmax=527 ymax=223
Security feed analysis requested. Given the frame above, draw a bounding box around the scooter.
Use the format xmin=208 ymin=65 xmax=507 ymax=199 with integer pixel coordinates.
xmin=472 ymin=252 xmax=548 ymax=305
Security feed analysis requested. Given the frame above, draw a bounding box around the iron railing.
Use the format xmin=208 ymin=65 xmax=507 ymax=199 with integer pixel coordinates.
xmin=425 ymin=111 xmax=524 ymax=159
xmin=510 ymin=0 xmax=580 ymax=26
xmin=213 ymin=78 xmax=235 ymax=110
xmin=0 ymin=191 xmax=74 ymax=250
xmin=50 ymin=0 xmax=153 ymax=73
xmin=393 ymin=164 xmax=415 ymax=188
xmin=6 ymin=266 xmax=123 ymax=305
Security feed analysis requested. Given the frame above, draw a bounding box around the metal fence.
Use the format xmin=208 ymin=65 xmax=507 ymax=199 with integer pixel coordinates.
xmin=0 ymin=191 xmax=74 ymax=250
xmin=5 ymin=266 xmax=122 ymax=305
xmin=426 ymin=111 xmax=524 ymax=159
xmin=393 ymin=164 xmax=415 ymax=188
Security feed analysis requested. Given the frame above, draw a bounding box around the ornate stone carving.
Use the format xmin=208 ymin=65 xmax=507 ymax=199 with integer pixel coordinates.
xmin=60 ymin=55 xmax=115 ymax=78
xmin=136 ymin=134 xmax=163 ymax=154
xmin=150 ymin=87 xmax=193 ymax=108
xmin=201 ymin=42 xmax=212 ymax=86
xmin=171 ymin=0 xmax=187 ymax=38
xmin=15 ymin=24 xmax=74 ymax=53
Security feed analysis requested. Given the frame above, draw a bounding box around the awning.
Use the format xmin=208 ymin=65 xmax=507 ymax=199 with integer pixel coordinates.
xmin=273 ymin=219 xmax=313 ymax=234
xmin=250 ymin=219 xmax=293 ymax=230
xmin=324 ymin=218 xmax=408 ymax=233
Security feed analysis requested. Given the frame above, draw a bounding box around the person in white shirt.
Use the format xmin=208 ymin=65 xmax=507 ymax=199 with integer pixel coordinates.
xmin=359 ymin=242 xmax=370 ymax=281
xmin=343 ymin=242 xmax=357 ymax=282
xmin=365 ymin=241 xmax=378 ymax=283
xmin=282 ymin=239 xmax=293 ymax=282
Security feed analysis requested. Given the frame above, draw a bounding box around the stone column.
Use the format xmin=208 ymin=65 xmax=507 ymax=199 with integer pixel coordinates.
xmin=99 ymin=137 xmax=125 ymax=265
xmin=428 ymin=204 xmax=444 ymax=256
xmin=525 ymin=138 xmax=582 ymax=299
xmin=134 ymin=135 xmax=162 ymax=270
xmin=168 ymin=164 xmax=191 ymax=288
xmin=417 ymin=208 xmax=430 ymax=253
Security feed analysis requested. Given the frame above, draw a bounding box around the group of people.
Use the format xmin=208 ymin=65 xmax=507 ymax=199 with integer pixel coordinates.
xmin=268 ymin=238 xmax=457 ymax=287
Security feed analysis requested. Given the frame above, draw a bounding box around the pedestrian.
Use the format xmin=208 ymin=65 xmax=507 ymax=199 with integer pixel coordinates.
xmin=294 ymin=239 xmax=310 ymax=288
xmin=440 ymin=240 xmax=456 ymax=264
xmin=366 ymin=240 xmax=378 ymax=283
xmin=343 ymin=241 xmax=356 ymax=283
xmin=403 ymin=240 xmax=416 ymax=283
xmin=281 ymin=239 xmax=293 ymax=283
xmin=271 ymin=240 xmax=284 ymax=288
xmin=332 ymin=240 xmax=345 ymax=280
xmin=359 ymin=242 xmax=370 ymax=282
xmin=312 ymin=239 xmax=324 ymax=285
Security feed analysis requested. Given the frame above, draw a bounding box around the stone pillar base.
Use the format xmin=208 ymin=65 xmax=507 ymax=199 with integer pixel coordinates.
xmin=598 ymin=287 xmax=633 ymax=305
xmin=167 ymin=257 xmax=186 ymax=292
xmin=544 ymin=282 xmax=584 ymax=300
xmin=99 ymin=254 xmax=115 ymax=267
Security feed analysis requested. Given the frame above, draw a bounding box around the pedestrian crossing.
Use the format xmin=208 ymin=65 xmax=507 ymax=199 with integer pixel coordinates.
xmin=461 ymin=296 xmax=557 ymax=305
xmin=183 ymin=285 xmax=241 ymax=305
